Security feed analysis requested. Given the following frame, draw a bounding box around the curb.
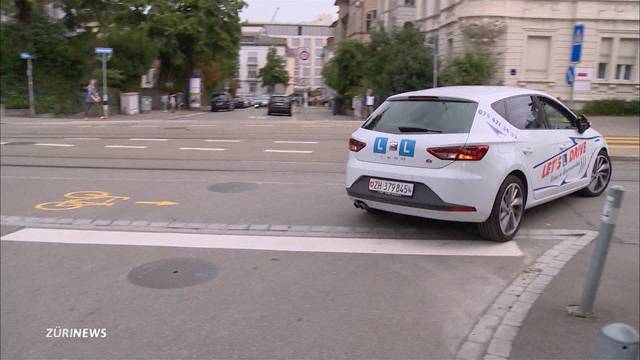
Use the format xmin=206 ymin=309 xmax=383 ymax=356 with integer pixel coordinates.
xmin=610 ymin=155 xmax=639 ymax=162
xmin=455 ymin=230 xmax=599 ymax=360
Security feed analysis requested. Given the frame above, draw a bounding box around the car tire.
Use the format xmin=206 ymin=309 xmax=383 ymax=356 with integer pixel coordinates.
xmin=477 ymin=175 xmax=525 ymax=242
xmin=577 ymin=150 xmax=612 ymax=197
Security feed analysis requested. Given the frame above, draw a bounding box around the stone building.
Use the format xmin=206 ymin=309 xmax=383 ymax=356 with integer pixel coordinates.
xmin=335 ymin=0 xmax=640 ymax=103
xmin=239 ymin=21 xmax=334 ymax=95
xmin=416 ymin=0 xmax=640 ymax=103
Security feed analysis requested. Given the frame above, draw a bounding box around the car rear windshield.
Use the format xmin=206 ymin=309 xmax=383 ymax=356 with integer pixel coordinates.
xmin=272 ymin=96 xmax=287 ymax=101
xmin=362 ymin=99 xmax=478 ymax=135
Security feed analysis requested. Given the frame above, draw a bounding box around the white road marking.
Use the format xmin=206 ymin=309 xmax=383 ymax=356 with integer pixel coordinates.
xmin=179 ymin=147 xmax=226 ymax=151
xmin=172 ymin=112 xmax=208 ymax=119
xmin=104 ymin=145 xmax=147 ymax=149
xmin=130 ymin=125 xmax=160 ymax=128
xmin=0 ymin=175 xmax=345 ymax=186
xmin=249 ymin=116 xmax=267 ymax=119
xmin=264 ymin=149 xmax=314 ymax=154
xmin=1 ymin=228 xmax=523 ymax=257
xmin=129 ymin=138 xmax=169 ymax=142
xmin=34 ymin=143 xmax=75 ymax=147
xmin=274 ymin=141 xmax=319 ymax=144
xmin=64 ymin=137 xmax=99 ymax=140
xmin=0 ymin=142 xmax=7 ymax=145
xmin=189 ymin=124 xmax=217 ymax=127
xmin=204 ymin=139 xmax=242 ymax=143
xmin=246 ymin=124 xmax=273 ymax=127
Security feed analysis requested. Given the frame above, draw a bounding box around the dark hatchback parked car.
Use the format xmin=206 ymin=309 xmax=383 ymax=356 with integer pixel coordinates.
xmin=267 ymin=95 xmax=292 ymax=116
xmin=211 ymin=92 xmax=234 ymax=111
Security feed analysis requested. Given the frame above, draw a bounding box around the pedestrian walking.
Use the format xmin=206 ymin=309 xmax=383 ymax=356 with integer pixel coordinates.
xmin=169 ymin=92 xmax=177 ymax=113
xmin=83 ymin=79 xmax=104 ymax=120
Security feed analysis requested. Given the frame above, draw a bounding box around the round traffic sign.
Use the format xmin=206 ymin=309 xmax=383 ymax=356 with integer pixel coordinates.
xmin=299 ymin=50 xmax=310 ymax=61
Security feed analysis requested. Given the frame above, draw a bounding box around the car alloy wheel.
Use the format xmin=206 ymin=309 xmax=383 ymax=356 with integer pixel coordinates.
xmin=498 ymin=183 xmax=524 ymax=237
xmin=587 ymin=153 xmax=611 ymax=194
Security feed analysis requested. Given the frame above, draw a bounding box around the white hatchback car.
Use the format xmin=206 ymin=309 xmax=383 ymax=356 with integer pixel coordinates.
xmin=346 ymin=86 xmax=611 ymax=241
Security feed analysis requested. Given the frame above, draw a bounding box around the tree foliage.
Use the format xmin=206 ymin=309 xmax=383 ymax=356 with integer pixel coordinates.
xmin=1 ymin=0 xmax=246 ymax=113
xmin=322 ymin=25 xmax=433 ymax=101
xmin=258 ymin=47 xmax=289 ymax=94
xmin=366 ymin=25 xmax=433 ymax=100
xmin=439 ymin=51 xmax=496 ymax=86
xmin=322 ymin=39 xmax=367 ymax=97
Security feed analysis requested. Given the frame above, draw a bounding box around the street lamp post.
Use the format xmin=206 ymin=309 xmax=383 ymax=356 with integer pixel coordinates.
xmin=20 ymin=52 xmax=36 ymax=117
xmin=425 ymin=35 xmax=438 ymax=88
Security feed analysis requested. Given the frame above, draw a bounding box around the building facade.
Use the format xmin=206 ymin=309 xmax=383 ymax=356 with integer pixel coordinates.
xmin=334 ymin=0 xmax=379 ymax=42
xmin=377 ymin=0 xmax=418 ymax=30
xmin=236 ymin=33 xmax=287 ymax=96
xmin=416 ymin=0 xmax=640 ymax=103
xmin=240 ymin=22 xmax=334 ymax=95
xmin=334 ymin=0 xmax=639 ymax=103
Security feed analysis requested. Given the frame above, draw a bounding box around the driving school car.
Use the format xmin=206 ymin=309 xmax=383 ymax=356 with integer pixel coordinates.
xmin=346 ymin=86 xmax=611 ymax=242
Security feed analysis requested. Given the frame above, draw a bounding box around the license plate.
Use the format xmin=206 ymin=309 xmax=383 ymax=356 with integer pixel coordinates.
xmin=368 ymin=178 xmax=414 ymax=197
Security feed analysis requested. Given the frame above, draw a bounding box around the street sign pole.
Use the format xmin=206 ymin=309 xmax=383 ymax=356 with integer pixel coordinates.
xmin=95 ymin=47 xmax=113 ymax=118
xmin=433 ymin=34 xmax=438 ymax=88
xmin=26 ymin=58 xmax=35 ymax=117
xmin=21 ymin=52 xmax=36 ymax=117
xmin=569 ymin=24 xmax=584 ymax=109
xmin=101 ymin=54 xmax=108 ymax=118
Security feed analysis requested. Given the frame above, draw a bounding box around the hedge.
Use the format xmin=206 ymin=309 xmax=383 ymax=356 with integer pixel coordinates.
xmin=580 ymin=99 xmax=640 ymax=116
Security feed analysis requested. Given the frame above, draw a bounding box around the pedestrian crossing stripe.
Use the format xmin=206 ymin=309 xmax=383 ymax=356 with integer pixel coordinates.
xmin=1 ymin=228 xmax=524 ymax=257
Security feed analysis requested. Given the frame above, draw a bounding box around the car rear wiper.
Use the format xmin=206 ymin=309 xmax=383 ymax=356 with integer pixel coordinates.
xmin=398 ymin=126 xmax=442 ymax=133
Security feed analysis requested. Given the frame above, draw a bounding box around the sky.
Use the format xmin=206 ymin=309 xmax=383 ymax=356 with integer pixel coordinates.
xmin=240 ymin=0 xmax=338 ymax=23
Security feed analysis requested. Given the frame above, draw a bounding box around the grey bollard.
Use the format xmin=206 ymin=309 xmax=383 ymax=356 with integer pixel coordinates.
xmin=568 ymin=186 xmax=624 ymax=318
xmin=596 ymin=323 xmax=639 ymax=360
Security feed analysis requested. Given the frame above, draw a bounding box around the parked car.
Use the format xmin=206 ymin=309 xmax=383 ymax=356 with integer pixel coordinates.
xmin=210 ymin=92 xmax=234 ymax=111
xmin=346 ymin=86 xmax=610 ymax=242
xmin=267 ymin=95 xmax=292 ymax=116
xmin=234 ymin=97 xmax=249 ymax=108
xmin=254 ymin=95 xmax=270 ymax=108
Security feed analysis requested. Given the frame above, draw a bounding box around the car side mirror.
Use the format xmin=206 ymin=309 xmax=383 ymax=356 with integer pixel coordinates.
xmin=576 ymin=114 xmax=590 ymax=134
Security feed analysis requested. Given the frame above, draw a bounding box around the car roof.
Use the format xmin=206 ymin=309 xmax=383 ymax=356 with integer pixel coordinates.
xmin=389 ymin=86 xmax=549 ymax=103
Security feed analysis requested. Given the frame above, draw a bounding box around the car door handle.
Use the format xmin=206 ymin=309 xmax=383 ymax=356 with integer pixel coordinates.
xmin=522 ymin=147 xmax=534 ymax=155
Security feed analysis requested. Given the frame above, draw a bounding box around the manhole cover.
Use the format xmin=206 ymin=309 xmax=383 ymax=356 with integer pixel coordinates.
xmin=208 ymin=182 xmax=259 ymax=193
xmin=4 ymin=141 xmax=36 ymax=146
xmin=127 ymin=258 xmax=217 ymax=289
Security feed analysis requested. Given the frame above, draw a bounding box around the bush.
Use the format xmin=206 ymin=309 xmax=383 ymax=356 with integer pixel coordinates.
xmin=581 ymin=99 xmax=640 ymax=116
xmin=439 ymin=51 xmax=496 ymax=86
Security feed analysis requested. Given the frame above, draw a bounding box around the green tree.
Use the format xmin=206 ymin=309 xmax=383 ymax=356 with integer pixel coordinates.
xmin=439 ymin=51 xmax=496 ymax=85
xmin=321 ymin=38 xmax=367 ymax=97
xmin=144 ymin=0 xmax=246 ymax=89
xmin=365 ymin=24 xmax=433 ymax=100
xmin=259 ymin=47 xmax=289 ymax=94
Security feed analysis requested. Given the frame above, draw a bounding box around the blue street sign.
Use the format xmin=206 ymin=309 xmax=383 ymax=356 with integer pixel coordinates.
xmin=20 ymin=52 xmax=32 ymax=60
xmin=566 ymin=66 xmax=575 ymax=86
xmin=571 ymin=24 xmax=584 ymax=63
xmin=95 ymin=47 xmax=113 ymax=55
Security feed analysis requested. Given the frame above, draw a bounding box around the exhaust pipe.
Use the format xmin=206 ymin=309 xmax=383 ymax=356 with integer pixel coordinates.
xmin=353 ymin=200 xmax=369 ymax=211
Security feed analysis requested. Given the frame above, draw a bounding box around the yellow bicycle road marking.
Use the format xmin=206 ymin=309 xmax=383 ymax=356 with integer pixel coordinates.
xmin=35 ymin=191 xmax=178 ymax=211
xmin=36 ymin=191 xmax=130 ymax=211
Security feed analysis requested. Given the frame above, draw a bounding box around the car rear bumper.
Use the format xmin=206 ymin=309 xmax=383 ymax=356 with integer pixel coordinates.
xmin=268 ymin=106 xmax=291 ymax=114
xmin=346 ymin=156 xmax=497 ymax=222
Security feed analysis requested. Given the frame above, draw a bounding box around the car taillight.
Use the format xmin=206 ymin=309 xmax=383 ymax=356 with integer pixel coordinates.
xmin=349 ymin=138 xmax=366 ymax=152
xmin=427 ymin=145 xmax=489 ymax=161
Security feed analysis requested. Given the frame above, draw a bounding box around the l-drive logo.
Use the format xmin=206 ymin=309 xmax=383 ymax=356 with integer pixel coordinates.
xmin=373 ymin=137 xmax=416 ymax=157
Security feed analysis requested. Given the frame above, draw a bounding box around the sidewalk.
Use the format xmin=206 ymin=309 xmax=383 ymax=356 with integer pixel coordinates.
xmin=509 ymin=237 xmax=639 ymax=359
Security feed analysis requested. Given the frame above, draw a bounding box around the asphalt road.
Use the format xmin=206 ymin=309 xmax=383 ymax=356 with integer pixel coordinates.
xmin=1 ymin=107 xmax=638 ymax=359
